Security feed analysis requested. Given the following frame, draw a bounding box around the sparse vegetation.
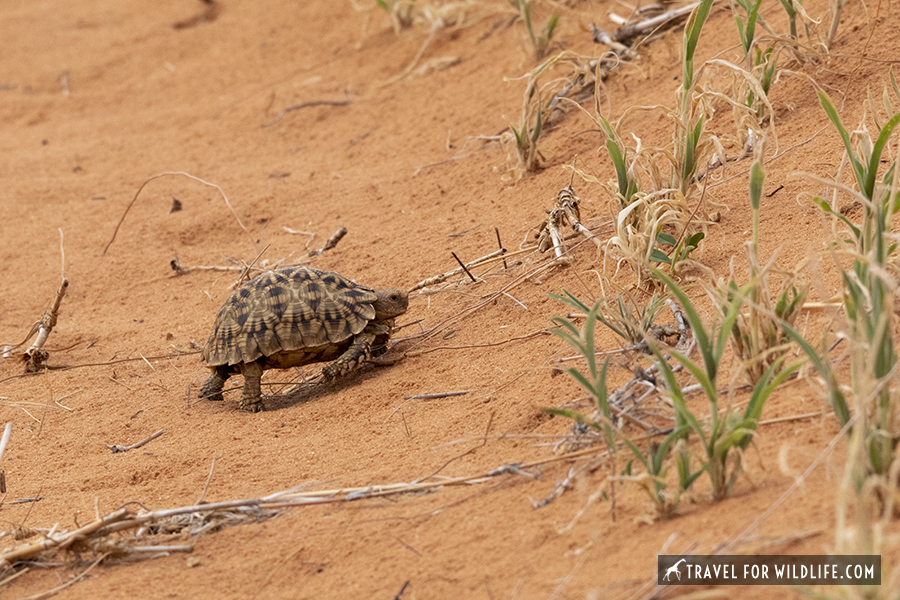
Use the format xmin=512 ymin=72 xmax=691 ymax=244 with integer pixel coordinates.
xmin=6 ymin=0 xmax=900 ymax=597
xmin=705 ymin=156 xmax=807 ymax=385
xmin=650 ymin=271 xmax=802 ymax=500
xmin=377 ymin=0 xmax=416 ymax=33
xmin=501 ymin=52 xmax=597 ymax=179
xmin=546 ymin=291 xmax=696 ymax=518
xmin=508 ymin=0 xmax=559 ymax=60
xmin=783 ymin=80 xmax=900 ymax=600
xmin=793 ymin=86 xmax=900 ymax=481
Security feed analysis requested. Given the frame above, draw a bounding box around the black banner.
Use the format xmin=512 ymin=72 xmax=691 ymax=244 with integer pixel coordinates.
xmin=657 ymin=555 xmax=881 ymax=586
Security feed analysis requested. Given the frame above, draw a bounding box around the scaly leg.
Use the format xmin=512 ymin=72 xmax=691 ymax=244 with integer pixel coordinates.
xmin=322 ymin=330 xmax=376 ymax=380
xmin=200 ymin=366 xmax=231 ymax=402
xmin=238 ymin=361 xmax=265 ymax=412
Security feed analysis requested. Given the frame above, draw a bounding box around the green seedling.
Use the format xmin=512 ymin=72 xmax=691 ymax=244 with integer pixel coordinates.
xmin=508 ymin=0 xmax=559 ymax=60
xmin=544 ymin=295 xmax=618 ymax=491
xmin=805 ymin=87 xmax=900 ymax=479
xmin=650 ymin=270 xmax=802 ymax=500
xmin=547 ymin=291 xmax=697 ymax=517
xmin=716 ymin=156 xmax=807 ymax=385
xmin=676 ymin=0 xmax=714 ymax=195
xmin=620 ymin=428 xmax=696 ymax=518
xmin=550 ymin=290 xmax=665 ymax=346
xmin=597 ymin=115 xmax=639 ymax=208
xmin=651 ymin=231 xmax=705 ymax=269
xmin=733 ymin=0 xmax=762 ymax=58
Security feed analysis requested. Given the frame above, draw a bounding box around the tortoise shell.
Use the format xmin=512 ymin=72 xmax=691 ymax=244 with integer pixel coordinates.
xmin=202 ymin=266 xmax=384 ymax=367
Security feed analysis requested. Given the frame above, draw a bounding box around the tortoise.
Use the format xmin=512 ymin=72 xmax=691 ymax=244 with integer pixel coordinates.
xmin=199 ymin=266 xmax=409 ymax=412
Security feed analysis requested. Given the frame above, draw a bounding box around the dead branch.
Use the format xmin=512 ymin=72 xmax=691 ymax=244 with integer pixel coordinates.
xmin=588 ymin=25 xmax=634 ymax=59
xmin=0 ymin=323 xmax=41 ymax=358
xmin=197 ymin=455 xmax=221 ymax=504
xmin=494 ymin=227 xmax=508 ymax=269
xmin=612 ymin=2 xmax=700 ymax=45
xmin=261 ymin=98 xmax=353 ymax=129
xmin=23 ymin=280 xmax=69 ymax=373
xmin=17 ymin=552 xmax=108 ymax=600
xmin=0 ymin=444 xmax=611 ymax=574
xmin=556 ymin=186 xmax=602 ymax=249
xmin=536 ymin=207 xmax=566 ymax=261
xmin=410 ymin=247 xmax=508 ymax=292
xmin=106 ymin=430 xmax=165 ymax=454
xmin=532 ymin=465 xmax=579 ymax=509
xmin=103 ymin=172 xmax=250 ymax=255
xmin=451 ymin=252 xmax=478 ymax=283
xmin=403 ymin=390 xmax=472 ymax=400
xmin=1 ymin=508 xmax=128 ymax=564
xmin=537 ymin=186 xmax=602 ymax=266
xmin=308 ymin=227 xmax=348 ymax=257
xmin=233 ymin=244 xmax=271 ymax=289
xmin=409 ymin=256 xmax=561 ymax=346
xmin=282 ymin=227 xmax=316 ymax=248
xmin=0 ymin=423 xmax=10 ymax=495
xmin=667 ymin=299 xmax=691 ymax=352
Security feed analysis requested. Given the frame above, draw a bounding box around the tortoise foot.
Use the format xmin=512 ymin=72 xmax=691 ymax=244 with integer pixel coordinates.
xmin=200 ymin=372 xmax=228 ymax=402
xmin=238 ymin=400 xmax=265 ymax=413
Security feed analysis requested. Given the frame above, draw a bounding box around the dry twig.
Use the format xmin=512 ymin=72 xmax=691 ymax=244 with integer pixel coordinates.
xmin=307 ymin=227 xmax=348 ymax=257
xmin=410 ymin=247 xmax=510 ymax=292
xmin=536 ymin=184 xmax=602 ymax=266
xmin=0 ymin=423 xmax=11 ymax=495
xmin=0 ymin=444 xmax=608 ymax=574
xmin=261 ymin=98 xmax=353 ymax=129
xmin=103 ymin=172 xmax=250 ymax=254
xmin=612 ymin=2 xmax=700 ymax=44
xmin=403 ymin=390 xmax=472 ymax=400
xmin=23 ymin=280 xmax=69 ymax=373
xmin=106 ymin=429 xmax=165 ymax=454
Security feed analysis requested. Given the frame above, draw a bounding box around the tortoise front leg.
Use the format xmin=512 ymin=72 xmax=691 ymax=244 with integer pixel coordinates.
xmin=238 ymin=361 xmax=265 ymax=412
xmin=322 ymin=330 xmax=377 ymax=380
xmin=200 ymin=366 xmax=231 ymax=402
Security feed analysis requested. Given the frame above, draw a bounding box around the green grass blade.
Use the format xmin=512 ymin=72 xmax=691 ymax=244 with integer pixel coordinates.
xmin=714 ymin=284 xmax=747 ymax=366
xmin=584 ymin=302 xmax=599 ymax=380
xmin=812 ymin=196 xmax=861 ymax=238
xmin=650 ymin=249 xmax=672 ymax=264
xmin=780 ymin=322 xmax=851 ymax=426
xmin=532 ymin=107 xmax=543 ymax=144
xmin=549 ymin=290 xmax=592 ymax=314
xmin=542 ymin=408 xmax=601 ymax=434
xmin=864 ymin=111 xmax=900 ymax=198
xmin=683 ymin=0 xmax=715 ymax=71
xmin=549 ymin=316 xmax=582 ymax=339
xmin=743 ymin=0 xmax=761 ymax=54
xmin=749 ymin=160 xmax=764 ymax=211
xmin=657 ymin=233 xmax=678 ymax=246
xmin=651 ymin=425 xmax=691 ymax=473
xmin=621 ymin=436 xmax=652 ymax=471
xmin=816 ymin=90 xmax=867 ymax=192
xmin=653 ymin=270 xmax=714 ymax=377
xmin=650 ymin=344 xmax=711 ymax=451
xmin=605 ymin=140 xmax=631 ymax=201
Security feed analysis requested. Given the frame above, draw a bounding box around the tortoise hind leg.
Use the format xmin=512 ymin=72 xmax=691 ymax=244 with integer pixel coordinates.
xmin=238 ymin=361 xmax=265 ymax=413
xmin=322 ymin=330 xmax=377 ymax=380
xmin=200 ymin=366 xmax=232 ymax=402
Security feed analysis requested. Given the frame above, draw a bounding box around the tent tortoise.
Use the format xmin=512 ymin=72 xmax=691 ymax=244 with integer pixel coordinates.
xmin=200 ymin=266 xmax=409 ymax=412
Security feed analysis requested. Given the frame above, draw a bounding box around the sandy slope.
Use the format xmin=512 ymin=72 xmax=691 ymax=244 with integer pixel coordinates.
xmin=0 ymin=1 xmax=897 ymax=598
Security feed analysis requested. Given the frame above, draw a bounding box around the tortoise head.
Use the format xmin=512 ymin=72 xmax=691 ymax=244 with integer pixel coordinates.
xmin=372 ymin=287 xmax=409 ymax=321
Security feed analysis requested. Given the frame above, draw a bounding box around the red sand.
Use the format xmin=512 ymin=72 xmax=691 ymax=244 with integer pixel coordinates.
xmin=0 ymin=1 xmax=897 ymax=598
